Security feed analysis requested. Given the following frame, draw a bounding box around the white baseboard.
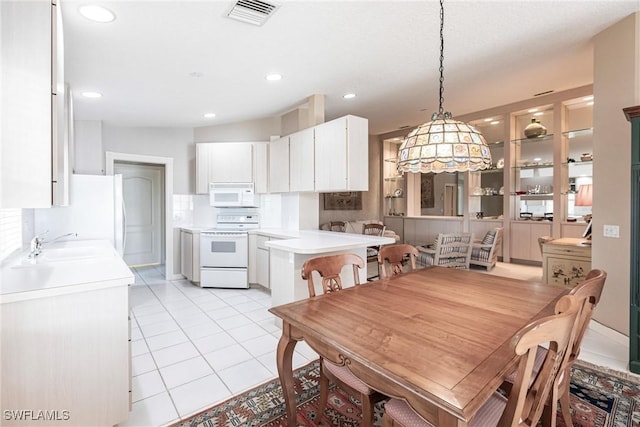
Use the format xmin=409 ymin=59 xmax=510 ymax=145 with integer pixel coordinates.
xmin=589 ymin=320 xmax=629 ymax=347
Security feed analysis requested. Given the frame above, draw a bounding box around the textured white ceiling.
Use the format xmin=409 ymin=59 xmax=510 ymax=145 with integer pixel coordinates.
xmin=62 ymin=0 xmax=640 ymax=135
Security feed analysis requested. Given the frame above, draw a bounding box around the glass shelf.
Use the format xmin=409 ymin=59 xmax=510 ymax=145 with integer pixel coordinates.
xmin=563 ymin=159 xmax=592 ymax=166
xmin=513 ymin=163 xmax=554 ymax=170
xmin=384 ymin=157 xmax=398 ymax=163
xmin=512 ymin=193 xmax=554 ymax=200
xmin=479 ymin=168 xmax=504 ymax=174
xmin=511 ymin=134 xmax=555 ymax=145
xmin=470 ymin=194 xmax=504 ymax=197
xmin=384 ymin=195 xmax=405 ymax=199
xmin=562 ymin=128 xmax=593 ymax=139
xmin=385 ymin=176 xmax=404 ymax=182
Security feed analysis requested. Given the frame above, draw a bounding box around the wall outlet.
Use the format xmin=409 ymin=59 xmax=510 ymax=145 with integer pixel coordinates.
xmin=603 ymin=224 xmax=620 ymax=238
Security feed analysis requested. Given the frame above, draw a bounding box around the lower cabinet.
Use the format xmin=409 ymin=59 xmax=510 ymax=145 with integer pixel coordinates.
xmin=255 ymin=235 xmax=270 ymax=288
xmin=180 ymin=229 xmax=200 ymax=283
xmin=250 ymin=234 xmax=280 ymax=289
xmin=1 ymin=285 xmax=130 ymax=426
xmin=509 ymin=221 xmax=552 ymax=263
xmin=542 ymin=237 xmax=591 ymax=288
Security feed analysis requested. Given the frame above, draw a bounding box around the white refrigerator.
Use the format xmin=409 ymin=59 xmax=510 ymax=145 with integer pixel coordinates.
xmin=34 ymin=174 xmax=125 ymax=256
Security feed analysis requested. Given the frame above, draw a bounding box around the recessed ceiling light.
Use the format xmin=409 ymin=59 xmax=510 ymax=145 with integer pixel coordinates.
xmin=79 ymin=5 xmax=116 ymax=23
xmin=583 ymin=96 xmax=594 ymax=102
xmin=528 ymin=108 xmax=538 ymax=113
xmin=343 ymin=93 xmax=356 ymax=99
xmin=81 ymin=91 xmax=102 ymax=98
xmin=483 ymin=118 xmax=493 ymax=122
xmin=265 ymin=73 xmax=282 ymax=81
xmin=587 ymin=101 xmax=594 ymax=106
xmin=533 ymin=112 xmax=544 ymax=116
xmin=533 ymin=157 xmax=542 ymax=162
xmin=189 ymin=72 xmax=204 ymax=78
xmin=490 ymin=121 xmax=500 ymax=125
xmin=203 ymin=113 xmax=216 ymax=118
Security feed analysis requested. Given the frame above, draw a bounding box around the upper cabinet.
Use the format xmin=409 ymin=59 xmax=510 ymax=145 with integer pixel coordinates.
xmin=195 ymin=142 xmax=254 ymax=193
xmin=268 ymin=136 xmax=290 ymax=193
xmin=253 ymin=142 xmax=269 ymax=194
xmin=314 ymin=115 xmax=368 ymax=192
xmin=1 ymin=0 xmax=68 ymax=208
xmin=289 ymin=128 xmax=315 ymax=192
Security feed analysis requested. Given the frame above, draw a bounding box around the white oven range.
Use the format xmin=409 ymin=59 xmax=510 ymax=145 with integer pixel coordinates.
xmin=199 ymin=212 xmax=259 ymax=288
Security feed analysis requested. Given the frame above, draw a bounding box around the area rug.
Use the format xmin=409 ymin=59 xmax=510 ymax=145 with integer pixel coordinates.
xmin=171 ymin=359 xmax=640 ymax=427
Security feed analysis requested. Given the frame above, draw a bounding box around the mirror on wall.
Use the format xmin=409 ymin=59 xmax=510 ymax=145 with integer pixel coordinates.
xmin=420 ymin=172 xmax=462 ymax=216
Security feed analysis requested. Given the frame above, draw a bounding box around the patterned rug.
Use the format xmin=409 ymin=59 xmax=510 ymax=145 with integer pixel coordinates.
xmin=171 ymin=359 xmax=640 ymax=427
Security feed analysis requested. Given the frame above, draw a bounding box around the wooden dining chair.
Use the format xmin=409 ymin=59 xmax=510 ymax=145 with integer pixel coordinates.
xmin=382 ymin=294 xmax=583 ymax=427
xmin=329 ymin=221 xmax=346 ymax=232
xmin=499 ymin=269 xmax=607 ymax=426
xmin=377 ymin=244 xmax=418 ymax=278
xmin=362 ymin=223 xmax=386 ymax=280
xmin=301 ymin=253 xmax=385 ymax=425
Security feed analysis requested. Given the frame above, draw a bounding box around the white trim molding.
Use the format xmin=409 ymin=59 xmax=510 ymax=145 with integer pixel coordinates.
xmin=105 ymin=152 xmax=179 ymax=280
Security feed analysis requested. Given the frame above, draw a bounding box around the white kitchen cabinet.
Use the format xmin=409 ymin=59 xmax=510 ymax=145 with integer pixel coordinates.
xmin=180 ymin=229 xmax=200 ymax=283
xmin=314 ymin=115 xmax=368 ymax=192
xmin=1 ymin=243 xmax=132 ymax=427
xmin=253 ymin=142 xmax=269 ymax=194
xmin=1 ymin=0 xmax=68 ymax=208
xmin=269 ymin=136 xmax=290 ymax=193
xmin=289 ymin=127 xmax=315 ymax=192
xmin=195 ymin=142 xmax=253 ymax=193
xmin=256 ymin=235 xmax=270 ymax=288
xmin=510 ymin=221 xmax=552 ymax=262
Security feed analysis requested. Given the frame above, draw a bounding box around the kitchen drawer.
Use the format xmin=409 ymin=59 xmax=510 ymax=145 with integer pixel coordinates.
xmin=544 ymin=245 xmax=591 ymax=257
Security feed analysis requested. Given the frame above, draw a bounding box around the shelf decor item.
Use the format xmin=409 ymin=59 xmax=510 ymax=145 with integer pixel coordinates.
xmin=524 ymin=118 xmax=547 ymax=138
xmin=396 ymin=0 xmax=492 ymax=174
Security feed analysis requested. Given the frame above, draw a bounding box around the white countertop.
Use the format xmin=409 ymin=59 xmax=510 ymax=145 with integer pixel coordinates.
xmin=1 ymin=240 xmax=134 ymax=303
xmin=262 ymin=229 xmax=395 ymax=254
xmin=179 ymin=225 xmax=215 ymax=233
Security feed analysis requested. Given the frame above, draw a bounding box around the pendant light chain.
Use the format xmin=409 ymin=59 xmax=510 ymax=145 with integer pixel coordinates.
xmin=438 ymin=0 xmax=445 ymax=116
xmin=396 ymin=0 xmax=492 ymax=174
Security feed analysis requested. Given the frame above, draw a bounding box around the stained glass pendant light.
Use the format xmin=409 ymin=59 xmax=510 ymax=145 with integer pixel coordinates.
xmin=397 ymin=0 xmax=492 ymax=174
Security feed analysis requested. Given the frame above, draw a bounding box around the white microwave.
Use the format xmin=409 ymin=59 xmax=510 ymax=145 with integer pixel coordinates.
xmin=209 ymin=182 xmax=257 ymax=207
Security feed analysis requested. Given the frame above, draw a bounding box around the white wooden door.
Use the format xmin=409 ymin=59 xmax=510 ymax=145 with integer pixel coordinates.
xmin=115 ymin=163 xmax=163 ymax=266
xmin=444 ymin=184 xmax=457 ymax=216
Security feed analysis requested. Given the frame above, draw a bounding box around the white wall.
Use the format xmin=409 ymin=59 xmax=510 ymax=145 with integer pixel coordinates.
xmin=194 ymin=116 xmax=281 ymax=142
xmin=592 ymin=12 xmax=640 ymax=335
xmin=101 ymin=125 xmax=193 ymax=194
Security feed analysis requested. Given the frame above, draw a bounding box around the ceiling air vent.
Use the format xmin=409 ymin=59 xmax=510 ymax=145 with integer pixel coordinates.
xmin=227 ymin=0 xmax=279 ymax=26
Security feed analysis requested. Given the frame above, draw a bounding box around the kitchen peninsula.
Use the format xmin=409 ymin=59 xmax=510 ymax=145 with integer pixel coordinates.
xmin=260 ymin=230 xmax=395 ymax=308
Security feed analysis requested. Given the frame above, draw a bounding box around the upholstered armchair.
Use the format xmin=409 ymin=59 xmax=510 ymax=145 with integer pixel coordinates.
xmin=417 ymin=233 xmax=474 ymax=269
xmin=470 ymin=227 xmax=503 ymax=271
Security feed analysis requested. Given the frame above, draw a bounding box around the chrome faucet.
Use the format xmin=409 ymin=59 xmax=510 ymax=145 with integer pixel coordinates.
xmin=29 ymin=235 xmax=45 ymax=258
xmin=28 ymin=231 xmax=77 ymax=258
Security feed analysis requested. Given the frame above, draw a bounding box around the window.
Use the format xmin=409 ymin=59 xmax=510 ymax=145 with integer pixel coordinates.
xmin=0 ymin=209 xmax=22 ymax=260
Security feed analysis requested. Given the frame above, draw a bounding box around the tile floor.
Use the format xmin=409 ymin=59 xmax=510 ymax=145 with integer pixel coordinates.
xmin=119 ymin=262 xmax=630 ymax=427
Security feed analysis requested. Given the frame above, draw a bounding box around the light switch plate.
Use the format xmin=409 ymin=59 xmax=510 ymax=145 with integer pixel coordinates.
xmin=603 ymin=224 xmax=620 ymax=238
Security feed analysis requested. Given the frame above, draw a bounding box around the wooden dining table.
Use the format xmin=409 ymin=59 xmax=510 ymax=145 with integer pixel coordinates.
xmin=268 ymin=266 xmax=568 ymax=427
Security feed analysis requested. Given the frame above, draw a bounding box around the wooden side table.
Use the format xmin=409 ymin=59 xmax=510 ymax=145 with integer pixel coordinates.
xmin=542 ymin=237 xmax=592 ymax=288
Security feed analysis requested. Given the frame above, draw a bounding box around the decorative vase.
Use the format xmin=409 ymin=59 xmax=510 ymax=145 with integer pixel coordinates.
xmin=524 ymin=118 xmax=547 ymax=138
